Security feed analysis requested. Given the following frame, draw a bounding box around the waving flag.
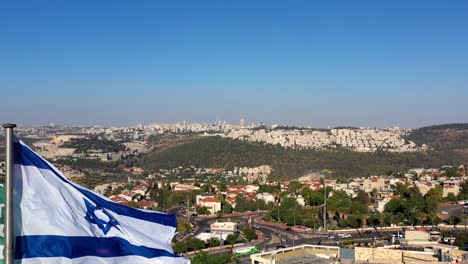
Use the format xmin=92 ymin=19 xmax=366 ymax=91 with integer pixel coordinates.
xmin=12 ymin=139 xmax=188 ymax=264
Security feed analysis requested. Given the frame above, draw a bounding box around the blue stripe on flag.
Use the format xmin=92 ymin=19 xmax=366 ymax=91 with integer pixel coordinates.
xmin=13 ymin=142 xmax=177 ymax=228
xmin=15 ymin=235 xmax=179 ymax=259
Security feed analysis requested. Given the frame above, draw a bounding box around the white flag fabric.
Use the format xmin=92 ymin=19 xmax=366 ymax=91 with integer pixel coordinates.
xmin=12 ymin=139 xmax=188 ymax=264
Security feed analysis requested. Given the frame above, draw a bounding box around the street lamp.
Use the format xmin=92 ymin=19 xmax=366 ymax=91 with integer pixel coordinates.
xmin=277 ymin=200 xmax=281 ymax=245
xmin=322 ymin=169 xmax=329 ymax=232
xmin=293 ymin=203 xmax=296 ymax=248
xmin=277 ymin=202 xmax=280 ymax=223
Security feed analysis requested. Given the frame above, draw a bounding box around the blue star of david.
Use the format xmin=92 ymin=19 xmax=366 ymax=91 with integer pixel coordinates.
xmin=84 ymin=199 xmax=120 ymax=235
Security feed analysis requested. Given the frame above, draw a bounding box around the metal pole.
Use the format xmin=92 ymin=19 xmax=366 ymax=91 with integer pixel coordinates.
xmin=464 ymin=190 xmax=466 ymax=232
xmin=293 ymin=203 xmax=296 ymax=248
xmin=323 ymin=173 xmax=327 ymax=232
xmin=277 ymin=202 xmax=279 ymax=222
xmin=277 ymin=201 xmax=281 ymax=245
xmin=185 ymin=194 xmax=190 ymax=225
xmin=3 ymin=123 xmax=16 ymax=264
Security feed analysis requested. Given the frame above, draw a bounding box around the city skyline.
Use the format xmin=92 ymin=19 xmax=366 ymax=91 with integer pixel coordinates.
xmin=9 ymin=119 xmax=468 ymax=130
xmin=1 ymin=1 xmax=467 ymax=128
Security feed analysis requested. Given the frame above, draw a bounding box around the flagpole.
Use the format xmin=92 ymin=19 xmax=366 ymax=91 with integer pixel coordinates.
xmin=3 ymin=123 xmax=16 ymax=264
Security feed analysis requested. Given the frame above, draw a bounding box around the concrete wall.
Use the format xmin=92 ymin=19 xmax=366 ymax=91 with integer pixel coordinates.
xmin=355 ymin=247 xmax=438 ymax=264
xmin=250 ymin=245 xmax=339 ymax=264
xmin=406 ymin=230 xmax=430 ymax=241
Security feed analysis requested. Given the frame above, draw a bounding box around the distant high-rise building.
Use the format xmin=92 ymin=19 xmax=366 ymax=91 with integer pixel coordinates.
xmin=240 ymin=118 xmax=245 ymax=128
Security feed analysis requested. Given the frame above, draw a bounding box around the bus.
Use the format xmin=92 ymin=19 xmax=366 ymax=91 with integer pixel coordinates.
xmin=233 ymin=246 xmax=260 ymax=256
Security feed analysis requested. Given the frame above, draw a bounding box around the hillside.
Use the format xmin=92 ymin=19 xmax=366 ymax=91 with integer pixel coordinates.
xmin=140 ymin=136 xmax=464 ymax=180
xmin=404 ymin=123 xmax=468 ymax=162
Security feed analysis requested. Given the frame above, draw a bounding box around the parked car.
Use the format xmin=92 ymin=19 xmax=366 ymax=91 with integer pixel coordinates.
xmin=440 ymin=210 xmax=449 ymax=215
xmin=442 ymin=236 xmax=456 ymax=243
xmin=338 ymin=233 xmax=351 ymax=238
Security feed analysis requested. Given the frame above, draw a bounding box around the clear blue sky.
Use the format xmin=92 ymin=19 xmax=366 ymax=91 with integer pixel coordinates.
xmin=1 ymin=1 xmax=467 ymax=128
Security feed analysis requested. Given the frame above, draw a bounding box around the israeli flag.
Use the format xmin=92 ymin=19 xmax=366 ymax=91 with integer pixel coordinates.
xmin=12 ymin=139 xmax=188 ymax=264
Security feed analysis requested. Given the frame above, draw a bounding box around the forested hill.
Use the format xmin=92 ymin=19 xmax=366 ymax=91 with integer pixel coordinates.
xmin=140 ymin=136 xmax=464 ymax=180
xmin=404 ymin=123 xmax=468 ymax=152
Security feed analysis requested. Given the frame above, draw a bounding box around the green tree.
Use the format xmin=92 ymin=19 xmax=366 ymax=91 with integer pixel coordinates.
xmin=225 ymin=233 xmax=239 ymax=245
xmin=242 ymin=228 xmax=258 ymax=241
xmin=355 ymin=190 xmax=371 ymax=205
xmin=225 ymin=233 xmax=239 ymax=252
xmin=425 ymin=185 xmax=443 ymax=202
xmin=173 ymin=241 xmax=187 ymax=254
xmin=234 ymin=193 xmax=256 ymax=212
xmin=304 ymin=218 xmax=319 ymax=229
xmin=191 ymin=251 xmax=232 ymax=264
xmin=449 ymin=215 xmax=462 ymax=228
xmin=208 ymin=237 xmax=220 ymax=248
xmin=258 ymin=184 xmax=280 ymax=194
xmin=187 ymin=238 xmax=205 ymax=251
xmin=368 ymin=214 xmax=380 ymax=227
xmin=221 ymin=198 xmax=233 ymax=214
xmin=393 ymin=182 xmax=409 ymax=196
xmin=177 ymin=220 xmax=192 ymax=233
xmin=191 ymin=251 xmax=211 ymax=264
xmin=426 ymin=212 xmax=441 ymax=227
xmin=385 ymin=198 xmax=406 ymax=214
xmin=270 ymin=207 xmax=280 ymax=222
xmin=266 ymin=201 xmax=276 ymax=211
xmin=196 ymin=206 xmax=210 ymax=215
xmin=283 ymin=211 xmax=303 ymax=226
xmin=446 ymin=192 xmax=458 ymax=202
xmin=255 ymin=199 xmax=267 ymax=211
xmin=202 ymin=183 xmax=213 ymax=193
xmin=288 ymin=181 xmax=303 ymax=194
xmin=347 ymin=214 xmax=363 ymax=228
xmin=218 ymin=183 xmax=227 ymax=192
xmin=234 ymin=193 xmax=246 ymax=212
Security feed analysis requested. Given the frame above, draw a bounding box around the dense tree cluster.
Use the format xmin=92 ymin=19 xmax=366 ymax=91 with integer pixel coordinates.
xmin=241 ymin=228 xmax=257 ymax=241
xmin=264 ymin=181 xmax=456 ymax=230
xmin=404 ymin=123 xmax=468 ymax=151
xmin=140 ymin=136 xmax=465 ymax=180
xmin=384 ymin=184 xmax=442 ymax=226
xmin=191 ymin=251 xmax=232 ymax=264
xmin=61 ymin=136 xmax=126 ymax=153
xmin=147 ymin=181 xmax=200 ymax=211
xmin=233 ymin=193 xmax=265 ymax=213
xmin=196 ymin=206 xmax=210 ymax=215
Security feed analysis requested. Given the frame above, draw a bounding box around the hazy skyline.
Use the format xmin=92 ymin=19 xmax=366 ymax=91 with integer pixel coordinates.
xmin=1 ymin=1 xmax=467 ymax=128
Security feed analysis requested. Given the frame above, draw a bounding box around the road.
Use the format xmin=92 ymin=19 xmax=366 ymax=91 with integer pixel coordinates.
xmin=169 ymin=207 xmax=468 ymax=260
xmin=249 ymin=215 xmax=403 ymax=250
xmin=174 ymin=209 xmax=401 ymax=245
